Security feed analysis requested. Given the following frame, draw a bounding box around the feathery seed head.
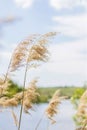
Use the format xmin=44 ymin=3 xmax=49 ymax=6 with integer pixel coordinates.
xmin=45 ymin=90 xmax=61 ymax=124
xmin=22 ymin=79 xmax=39 ymax=113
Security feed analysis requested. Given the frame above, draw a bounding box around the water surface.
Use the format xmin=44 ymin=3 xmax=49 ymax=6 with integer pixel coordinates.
xmin=0 ymin=100 xmax=76 ymax=130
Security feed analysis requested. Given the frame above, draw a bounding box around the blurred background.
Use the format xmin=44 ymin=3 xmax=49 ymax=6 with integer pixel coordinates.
xmin=0 ymin=1 xmax=87 ymax=130
xmin=0 ymin=0 xmax=87 ymax=87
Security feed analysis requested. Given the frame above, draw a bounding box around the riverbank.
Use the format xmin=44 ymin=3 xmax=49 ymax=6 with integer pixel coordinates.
xmin=5 ymin=81 xmax=86 ymax=103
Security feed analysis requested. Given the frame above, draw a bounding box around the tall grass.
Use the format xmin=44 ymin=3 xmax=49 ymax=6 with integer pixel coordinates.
xmin=0 ymin=32 xmax=60 ymax=130
xmin=0 ymin=32 xmax=86 ymax=130
xmin=72 ymin=89 xmax=87 ymax=130
xmin=35 ymin=89 xmax=63 ymax=130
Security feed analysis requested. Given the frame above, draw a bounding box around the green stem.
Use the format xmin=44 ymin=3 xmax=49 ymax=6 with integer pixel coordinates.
xmin=18 ymin=62 xmax=28 ymax=130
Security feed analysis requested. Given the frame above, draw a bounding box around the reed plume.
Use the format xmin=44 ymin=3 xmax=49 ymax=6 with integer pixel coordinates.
xmin=45 ymin=90 xmax=61 ymax=124
xmin=2 ymin=32 xmax=57 ymax=80
xmin=14 ymin=79 xmax=39 ymax=113
xmin=1 ymin=34 xmax=40 ymax=88
xmin=75 ymin=90 xmax=87 ymax=130
xmin=22 ymin=79 xmax=39 ymax=113
xmin=0 ymin=34 xmax=41 ymax=128
xmin=0 ymin=32 xmax=57 ymax=130
xmin=35 ymin=90 xmax=62 ymax=130
xmin=0 ymin=79 xmax=39 ymax=127
xmin=9 ymin=34 xmax=40 ymax=72
xmin=18 ymin=32 xmax=57 ymax=130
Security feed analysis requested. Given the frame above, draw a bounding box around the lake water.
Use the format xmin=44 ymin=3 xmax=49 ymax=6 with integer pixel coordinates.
xmin=0 ymin=100 xmax=76 ymax=130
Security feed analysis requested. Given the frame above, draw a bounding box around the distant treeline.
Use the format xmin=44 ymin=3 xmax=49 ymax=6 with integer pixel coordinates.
xmin=5 ymin=80 xmax=86 ymax=103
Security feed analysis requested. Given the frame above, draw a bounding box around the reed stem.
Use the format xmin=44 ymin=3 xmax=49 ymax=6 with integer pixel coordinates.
xmin=18 ymin=62 xmax=28 ymax=130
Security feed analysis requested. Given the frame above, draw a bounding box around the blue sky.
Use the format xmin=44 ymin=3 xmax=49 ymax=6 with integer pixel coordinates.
xmin=0 ymin=0 xmax=87 ymax=87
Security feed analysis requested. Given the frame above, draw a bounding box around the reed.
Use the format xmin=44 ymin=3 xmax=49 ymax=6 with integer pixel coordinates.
xmin=45 ymin=90 xmax=61 ymax=124
xmin=35 ymin=90 xmax=63 ymax=130
xmin=0 ymin=32 xmax=57 ymax=130
xmin=75 ymin=90 xmax=87 ymax=130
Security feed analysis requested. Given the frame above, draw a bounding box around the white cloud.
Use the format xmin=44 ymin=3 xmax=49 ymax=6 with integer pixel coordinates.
xmin=46 ymin=39 xmax=87 ymax=74
xmin=52 ymin=13 xmax=87 ymax=37
xmin=14 ymin=0 xmax=34 ymax=8
xmin=50 ymin=0 xmax=87 ymax=10
xmin=34 ymin=39 xmax=87 ymax=86
xmin=0 ymin=39 xmax=86 ymax=86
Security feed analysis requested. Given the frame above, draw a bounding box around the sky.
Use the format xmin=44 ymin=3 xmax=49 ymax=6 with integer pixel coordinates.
xmin=0 ymin=0 xmax=87 ymax=87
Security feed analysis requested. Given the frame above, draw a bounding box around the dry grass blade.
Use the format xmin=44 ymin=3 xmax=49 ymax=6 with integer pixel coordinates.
xmin=11 ymin=109 xmax=18 ymax=127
